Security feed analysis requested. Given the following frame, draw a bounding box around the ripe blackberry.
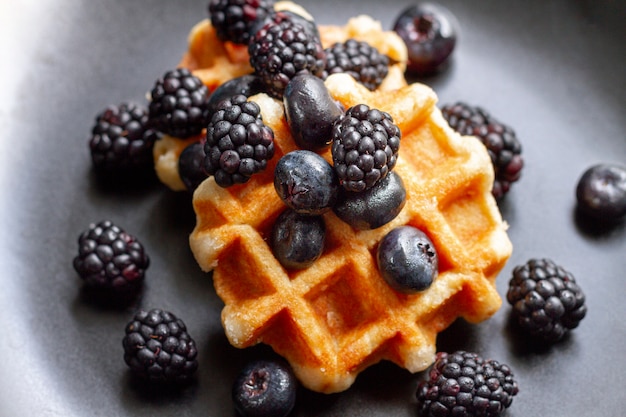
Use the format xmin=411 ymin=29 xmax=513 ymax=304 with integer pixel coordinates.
xmin=208 ymin=0 xmax=275 ymax=45
xmin=248 ymin=12 xmax=326 ymax=98
xmin=416 ymin=351 xmax=519 ymax=417
xmin=322 ymin=39 xmax=390 ymax=91
xmin=122 ymin=309 xmax=198 ymax=383
xmin=331 ymin=104 xmax=401 ymax=192
xmin=73 ymin=220 xmax=149 ymax=292
xmin=148 ymin=68 xmax=210 ymax=138
xmin=441 ymin=102 xmax=523 ymax=199
xmin=203 ymin=94 xmax=275 ymax=187
xmin=89 ymin=102 xmax=158 ymax=176
xmin=507 ymin=258 xmax=587 ymax=342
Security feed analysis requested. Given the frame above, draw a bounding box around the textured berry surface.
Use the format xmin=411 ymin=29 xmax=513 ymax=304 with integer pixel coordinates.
xmin=89 ymin=102 xmax=158 ymax=176
xmin=178 ymin=141 xmax=208 ymax=192
xmin=377 ymin=226 xmax=438 ymax=293
xmin=274 ymin=150 xmax=338 ymax=215
xmin=208 ymin=0 xmax=275 ymax=45
xmin=248 ymin=13 xmax=326 ymax=98
xmin=270 ymin=209 xmax=325 ymax=270
xmin=148 ymin=68 xmax=210 ymax=138
xmin=576 ymin=163 xmax=626 ymax=221
xmin=323 ymin=39 xmax=389 ymax=91
xmin=416 ymin=351 xmax=519 ymax=417
xmin=73 ymin=220 xmax=149 ymax=292
xmin=207 ymin=74 xmax=265 ymax=115
xmin=507 ymin=258 xmax=587 ymax=342
xmin=441 ymin=102 xmax=523 ymax=199
xmin=393 ymin=3 xmax=458 ymax=75
xmin=232 ymin=360 xmax=297 ymax=417
xmin=331 ymin=104 xmax=401 ymax=192
xmin=204 ymin=94 xmax=275 ymax=187
xmin=122 ymin=309 xmax=198 ymax=383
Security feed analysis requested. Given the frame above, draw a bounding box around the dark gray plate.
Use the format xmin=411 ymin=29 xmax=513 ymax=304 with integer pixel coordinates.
xmin=1 ymin=0 xmax=624 ymax=416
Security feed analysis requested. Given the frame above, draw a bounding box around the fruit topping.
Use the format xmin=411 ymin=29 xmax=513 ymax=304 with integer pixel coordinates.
xmin=416 ymin=351 xmax=519 ymax=417
xmin=270 ymin=208 xmax=326 ymax=270
xmin=89 ymin=102 xmax=159 ymax=177
xmin=232 ymin=359 xmax=297 ymax=417
xmin=207 ymin=74 xmax=266 ymax=114
xmin=148 ymin=68 xmax=211 ymax=138
xmin=506 ymin=258 xmax=587 ymax=342
xmin=441 ymin=102 xmax=523 ymax=199
xmin=393 ymin=2 xmax=458 ymax=75
xmin=575 ymin=163 xmax=626 ymax=221
xmin=248 ymin=12 xmax=326 ymax=99
xmin=208 ymin=0 xmax=276 ymax=45
xmin=273 ymin=150 xmax=338 ymax=215
xmin=203 ymin=94 xmax=275 ymax=187
xmin=122 ymin=309 xmax=198 ymax=383
xmin=376 ymin=225 xmax=438 ymax=293
xmin=331 ymin=104 xmax=401 ymax=192
xmin=178 ymin=141 xmax=208 ymax=192
xmin=322 ymin=39 xmax=390 ymax=91
xmin=333 ymin=170 xmax=406 ymax=230
xmin=73 ymin=220 xmax=150 ymax=292
xmin=283 ymin=73 xmax=344 ymax=151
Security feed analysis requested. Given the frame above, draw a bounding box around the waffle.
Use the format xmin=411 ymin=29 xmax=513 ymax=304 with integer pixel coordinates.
xmin=153 ymin=6 xmax=408 ymax=191
xmin=189 ymin=73 xmax=512 ymax=393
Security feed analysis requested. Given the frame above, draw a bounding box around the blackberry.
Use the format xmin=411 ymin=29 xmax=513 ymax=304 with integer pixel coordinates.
xmin=331 ymin=104 xmax=401 ymax=192
xmin=248 ymin=12 xmax=326 ymax=99
xmin=122 ymin=309 xmax=198 ymax=383
xmin=507 ymin=258 xmax=587 ymax=342
xmin=322 ymin=39 xmax=390 ymax=91
xmin=148 ymin=68 xmax=210 ymax=138
xmin=416 ymin=351 xmax=519 ymax=417
xmin=208 ymin=0 xmax=275 ymax=45
xmin=73 ymin=220 xmax=149 ymax=292
xmin=89 ymin=102 xmax=158 ymax=176
xmin=441 ymin=102 xmax=523 ymax=199
xmin=203 ymin=94 xmax=275 ymax=187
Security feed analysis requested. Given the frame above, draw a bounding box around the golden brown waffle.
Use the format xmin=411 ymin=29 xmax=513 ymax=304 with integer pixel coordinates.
xmin=153 ymin=9 xmax=408 ymax=191
xmin=189 ymin=74 xmax=512 ymax=393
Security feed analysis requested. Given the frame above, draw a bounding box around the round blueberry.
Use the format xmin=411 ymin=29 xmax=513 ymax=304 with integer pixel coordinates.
xmin=232 ymin=360 xmax=297 ymax=417
xmin=207 ymin=75 xmax=265 ymax=115
xmin=274 ymin=150 xmax=339 ymax=215
xmin=576 ymin=163 xmax=626 ymax=221
xmin=271 ymin=209 xmax=325 ymax=270
xmin=376 ymin=225 xmax=438 ymax=293
xmin=178 ymin=141 xmax=208 ymax=192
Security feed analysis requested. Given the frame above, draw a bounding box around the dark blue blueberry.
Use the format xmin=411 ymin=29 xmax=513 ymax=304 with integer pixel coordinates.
xmin=376 ymin=225 xmax=438 ymax=293
xmin=332 ymin=170 xmax=406 ymax=230
xmin=232 ymin=360 xmax=297 ymax=417
xmin=207 ymin=75 xmax=266 ymax=115
xmin=178 ymin=141 xmax=208 ymax=192
xmin=576 ymin=163 xmax=626 ymax=221
xmin=271 ymin=209 xmax=325 ymax=270
xmin=274 ymin=150 xmax=338 ymax=215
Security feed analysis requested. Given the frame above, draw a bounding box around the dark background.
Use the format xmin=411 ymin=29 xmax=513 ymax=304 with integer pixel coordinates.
xmin=1 ymin=0 xmax=624 ymax=416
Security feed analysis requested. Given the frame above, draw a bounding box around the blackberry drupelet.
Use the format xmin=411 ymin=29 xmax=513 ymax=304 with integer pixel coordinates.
xmin=89 ymin=102 xmax=158 ymax=176
xmin=203 ymin=94 xmax=275 ymax=187
xmin=416 ymin=351 xmax=519 ymax=417
xmin=208 ymin=0 xmax=275 ymax=45
xmin=148 ymin=68 xmax=210 ymax=138
xmin=441 ymin=102 xmax=523 ymax=199
xmin=248 ymin=12 xmax=326 ymax=98
xmin=507 ymin=258 xmax=587 ymax=342
xmin=322 ymin=39 xmax=390 ymax=91
xmin=331 ymin=104 xmax=401 ymax=192
xmin=73 ymin=220 xmax=149 ymax=292
xmin=122 ymin=309 xmax=198 ymax=383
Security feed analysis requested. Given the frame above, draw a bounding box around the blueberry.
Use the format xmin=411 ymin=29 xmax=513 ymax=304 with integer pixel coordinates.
xmin=576 ymin=163 xmax=626 ymax=221
xmin=283 ymin=74 xmax=344 ymax=151
xmin=270 ymin=209 xmax=325 ymax=270
xmin=376 ymin=226 xmax=438 ymax=293
xmin=178 ymin=141 xmax=208 ymax=192
xmin=274 ymin=150 xmax=339 ymax=215
xmin=207 ymin=75 xmax=265 ymax=115
xmin=232 ymin=360 xmax=297 ymax=417
xmin=332 ymin=171 xmax=406 ymax=230
xmin=393 ymin=2 xmax=459 ymax=75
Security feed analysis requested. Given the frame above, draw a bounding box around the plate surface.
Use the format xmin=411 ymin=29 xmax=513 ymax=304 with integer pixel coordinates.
xmin=1 ymin=0 xmax=625 ymax=416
